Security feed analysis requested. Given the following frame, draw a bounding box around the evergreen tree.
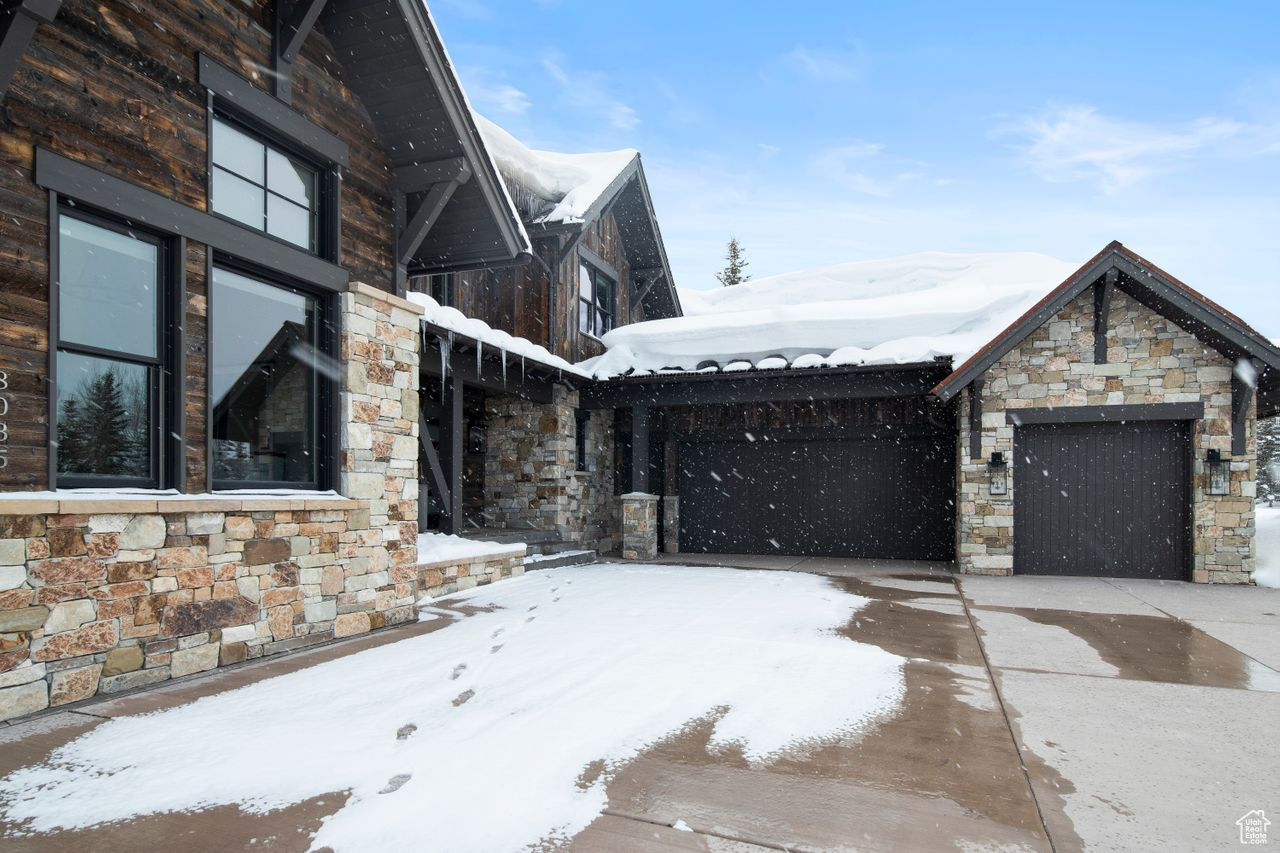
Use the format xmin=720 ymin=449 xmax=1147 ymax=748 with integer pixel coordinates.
xmin=78 ymin=369 xmax=136 ymax=476
xmin=714 ymin=237 xmax=750 ymax=286
xmin=56 ymin=397 xmax=85 ymax=474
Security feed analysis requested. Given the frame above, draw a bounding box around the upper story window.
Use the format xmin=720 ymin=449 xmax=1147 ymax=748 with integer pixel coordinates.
xmin=210 ymin=266 xmax=330 ymax=489
xmin=211 ymin=116 xmax=322 ymax=253
xmin=54 ymin=211 xmax=175 ymax=487
xmin=579 ymin=261 xmax=615 ymax=338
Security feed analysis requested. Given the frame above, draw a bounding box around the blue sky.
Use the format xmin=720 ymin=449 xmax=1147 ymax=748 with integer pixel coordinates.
xmin=432 ymin=0 xmax=1280 ymax=335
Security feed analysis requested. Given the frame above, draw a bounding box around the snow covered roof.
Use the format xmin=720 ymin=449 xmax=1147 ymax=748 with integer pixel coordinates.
xmin=406 ymin=292 xmax=592 ymax=379
xmin=474 ymin=115 xmax=639 ymax=226
xmin=578 ymin=252 xmax=1078 ymax=379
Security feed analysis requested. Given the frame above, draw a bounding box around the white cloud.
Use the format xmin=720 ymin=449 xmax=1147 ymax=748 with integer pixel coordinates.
xmin=779 ymin=45 xmax=866 ymax=83
xmin=1001 ymin=104 xmax=1249 ymax=193
xmin=541 ymin=53 xmax=639 ymax=131
xmin=470 ymin=80 xmax=531 ymax=116
xmin=812 ymin=141 xmax=929 ymax=197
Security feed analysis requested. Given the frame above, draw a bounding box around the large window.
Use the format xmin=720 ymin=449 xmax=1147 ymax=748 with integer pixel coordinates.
xmin=54 ymin=212 xmax=171 ymax=487
xmin=579 ymin=261 xmax=615 ymax=338
xmin=211 ymin=267 xmax=329 ymax=488
xmin=211 ymin=116 xmax=322 ymax=253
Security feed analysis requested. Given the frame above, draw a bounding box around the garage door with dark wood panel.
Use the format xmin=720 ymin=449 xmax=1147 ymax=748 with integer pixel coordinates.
xmin=677 ymin=431 xmax=955 ymax=560
xmin=1014 ymin=421 xmax=1190 ymax=579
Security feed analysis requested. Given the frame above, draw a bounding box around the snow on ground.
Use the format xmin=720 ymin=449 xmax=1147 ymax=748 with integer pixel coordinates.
xmin=1254 ymin=505 xmax=1280 ymax=588
xmin=416 ymin=532 xmax=524 ymax=563
xmin=474 ymin=115 xmax=637 ymax=226
xmin=407 ymin=291 xmax=592 ymax=379
xmin=580 ymin=251 xmax=1076 ymax=377
xmin=0 ymin=565 xmax=904 ymax=852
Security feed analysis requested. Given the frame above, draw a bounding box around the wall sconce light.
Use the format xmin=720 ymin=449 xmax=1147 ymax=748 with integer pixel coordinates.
xmin=1206 ymin=449 xmax=1230 ymax=496
xmin=988 ymin=451 xmax=1008 ymax=496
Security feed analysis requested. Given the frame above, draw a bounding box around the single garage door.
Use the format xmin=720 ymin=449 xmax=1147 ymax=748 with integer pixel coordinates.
xmin=677 ymin=432 xmax=955 ymax=560
xmin=1014 ymin=421 xmax=1190 ymax=579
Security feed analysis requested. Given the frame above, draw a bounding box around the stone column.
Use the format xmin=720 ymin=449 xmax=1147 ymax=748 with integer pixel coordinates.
xmin=662 ymin=495 xmax=679 ymax=554
xmin=621 ymin=492 xmax=659 ymax=560
xmin=337 ymin=282 xmax=424 ymax=634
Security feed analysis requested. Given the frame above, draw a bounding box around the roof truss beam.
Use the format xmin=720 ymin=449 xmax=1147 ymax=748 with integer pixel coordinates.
xmin=1094 ymin=269 xmax=1116 ymax=364
xmin=1232 ymin=365 xmax=1257 ymax=456
xmin=393 ymin=157 xmax=470 ymax=194
xmin=397 ymin=167 xmax=470 ymax=268
xmin=273 ymin=0 xmax=327 ymax=102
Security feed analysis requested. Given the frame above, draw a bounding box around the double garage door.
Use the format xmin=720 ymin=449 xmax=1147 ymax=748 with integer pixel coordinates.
xmin=1014 ymin=420 xmax=1190 ymax=580
xmin=678 ymin=433 xmax=955 ymax=561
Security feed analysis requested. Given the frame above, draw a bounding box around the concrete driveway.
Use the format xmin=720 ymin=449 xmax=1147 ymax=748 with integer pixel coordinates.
xmin=0 ymin=558 xmax=1276 ymax=852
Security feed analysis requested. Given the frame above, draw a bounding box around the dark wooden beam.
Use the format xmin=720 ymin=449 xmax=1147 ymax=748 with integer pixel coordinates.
xmin=419 ymin=430 xmax=451 ymax=510
xmin=633 ymin=270 xmax=664 ymax=304
xmin=0 ymin=0 xmax=57 ymax=99
xmin=1094 ymin=269 xmax=1117 ymax=364
xmin=273 ymin=0 xmax=327 ymax=102
xmin=394 ymin=157 xmax=471 ymax=195
xmin=1232 ymin=365 xmax=1257 ymax=456
xmin=1006 ymin=402 xmax=1204 ymax=426
xmin=968 ymin=376 xmax=984 ymax=461
xmin=581 ymin=363 xmax=951 ymax=410
xmin=439 ymin=369 xmax=465 ymax=533
xmin=398 ymin=179 xmax=463 ymax=267
xmin=631 ymin=406 xmax=652 ymax=493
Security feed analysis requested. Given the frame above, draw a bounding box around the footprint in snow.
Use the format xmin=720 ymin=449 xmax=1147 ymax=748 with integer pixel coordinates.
xmin=452 ymin=689 xmax=475 ymax=707
xmin=450 ymin=663 xmax=467 ymax=680
xmin=491 ymin=627 xmax=504 ymax=639
xmin=379 ymin=774 xmax=412 ymax=794
xmin=525 ymin=616 xmax=536 ymax=623
xmin=528 ymin=605 xmax=537 ymax=611
xmin=395 ymin=723 xmax=417 ymax=741
xmin=490 ymin=644 xmax=503 ymax=654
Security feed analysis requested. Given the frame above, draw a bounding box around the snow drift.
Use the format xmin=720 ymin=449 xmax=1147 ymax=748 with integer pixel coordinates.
xmin=474 ymin=115 xmax=636 ymax=226
xmin=580 ymin=251 xmax=1077 ymax=378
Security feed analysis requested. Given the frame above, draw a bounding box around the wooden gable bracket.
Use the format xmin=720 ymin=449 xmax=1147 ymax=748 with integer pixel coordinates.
xmin=273 ymin=0 xmax=327 ymax=103
xmin=632 ymin=267 xmax=664 ymax=303
xmin=968 ymin=375 xmax=985 ymax=460
xmin=1093 ymin=268 xmax=1117 ymax=364
xmin=1231 ymin=360 xmax=1259 ymax=456
xmin=0 ymin=0 xmax=59 ymax=99
xmin=395 ymin=158 xmax=473 ymax=274
xmin=419 ymin=430 xmax=452 ymax=510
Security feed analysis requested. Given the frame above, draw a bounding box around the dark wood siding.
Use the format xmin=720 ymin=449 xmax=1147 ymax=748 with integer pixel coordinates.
xmin=445 ymin=208 xmax=651 ymax=364
xmin=1013 ymin=421 xmax=1190 ymax=579
xmin=0 ymin=0 xmax=396 ymax=491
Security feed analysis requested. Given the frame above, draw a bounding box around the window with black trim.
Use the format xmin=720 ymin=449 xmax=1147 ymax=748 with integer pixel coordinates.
xmin=575 ymin=409 xmax=591 ymax=472
xmin=211 ymin=115 xmax=325 ymax=253
xmin=54 ymin=209 xmax=175 ymax=488
xmin=428 ymin=273 xmax=454 ymax=307
xmin=578 ymin=261 xmax=615 ymax=337
xmin=210 ymin=266 xmax=331 ymax=489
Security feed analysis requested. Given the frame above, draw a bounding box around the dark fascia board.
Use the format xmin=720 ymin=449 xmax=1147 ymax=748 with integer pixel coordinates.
xmin=36 ymin=148 xmax=348 ymax=291
xmin=197 ymin=54 xmax=349 ymax=166
xmin=581 ymin=362 xmax=951 ymax=410
xmin=398 ymin=0 xmax=530 ymax=261
xmin=1005 ymin=402 xmax=1205 ymax=426
xmin=629 ymin=157 xmax=681 ymax=317
xmin=933 ymin=242 xmax=1280 ymax=402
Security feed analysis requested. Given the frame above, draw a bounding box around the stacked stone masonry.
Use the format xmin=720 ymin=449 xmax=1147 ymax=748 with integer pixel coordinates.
xmin=414 ymin=551 xmax=526 ymax=600
xmin=621 ymin=493 xmax=659 ymax=561
xmin=957 ymin=289 xmax=1256 ymax=583
xmin=0 ymin=283 xmax=433 ymax=721
xmin=484 ymin=386 xmax=617 ymax=552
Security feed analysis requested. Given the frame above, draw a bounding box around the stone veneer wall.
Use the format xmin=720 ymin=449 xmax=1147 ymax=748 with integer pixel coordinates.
xmin=957 ymin=288 xmax=1255 ymax=583
xmin=0 ymin=282 xmax=429 ymax=721
xmin=483 ymin=386 xmax=618 ymax=552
